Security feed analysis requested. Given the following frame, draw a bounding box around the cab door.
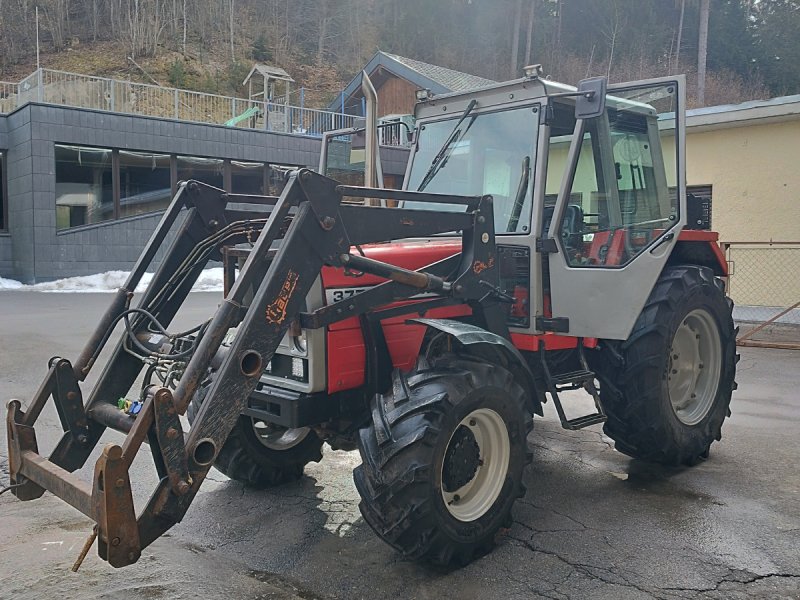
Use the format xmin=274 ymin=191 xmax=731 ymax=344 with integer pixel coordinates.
xmin=544 ymin=76 xmax=687 ymax=340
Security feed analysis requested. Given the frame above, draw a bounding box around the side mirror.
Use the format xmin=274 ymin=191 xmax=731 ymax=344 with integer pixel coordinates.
xmin=575 ymin=76 xmax=607 ymax=119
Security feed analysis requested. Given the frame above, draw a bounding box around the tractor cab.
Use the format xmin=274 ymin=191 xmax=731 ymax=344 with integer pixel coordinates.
xmin=404 ymin=73 xmax=686 ymax=339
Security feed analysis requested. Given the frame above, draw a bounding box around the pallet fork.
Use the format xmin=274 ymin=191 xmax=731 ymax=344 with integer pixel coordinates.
xmin=6 ymin=170 xmax=515 ymax=568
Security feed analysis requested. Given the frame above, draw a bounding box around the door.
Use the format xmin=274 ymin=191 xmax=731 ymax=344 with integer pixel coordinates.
xmin=545 ymin=76 xmax=686 ymax=340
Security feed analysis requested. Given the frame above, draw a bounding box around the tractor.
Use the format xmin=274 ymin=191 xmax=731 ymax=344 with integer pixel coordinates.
xmin=5 ymin=69 xmax=736 ymax=569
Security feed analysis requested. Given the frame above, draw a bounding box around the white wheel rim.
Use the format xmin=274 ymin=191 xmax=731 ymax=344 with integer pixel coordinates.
xmin=668 ymin=308 xmax=722 ymax=426
xmin=441 ymin=408 xmax=510 ymax=522
xmin=251 ymin=420 xmax=311 ymax=451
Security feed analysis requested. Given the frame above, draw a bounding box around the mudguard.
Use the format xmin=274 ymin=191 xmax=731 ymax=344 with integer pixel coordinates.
xmin=410 ymin=318 xmax=544 ymax=416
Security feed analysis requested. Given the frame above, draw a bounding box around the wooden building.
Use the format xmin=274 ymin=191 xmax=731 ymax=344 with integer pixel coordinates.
xmin=329 ymin=51 xmax=495 ymax=118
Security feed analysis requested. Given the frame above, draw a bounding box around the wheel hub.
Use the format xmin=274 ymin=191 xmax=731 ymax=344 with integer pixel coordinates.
xmin=442 ymin=425 xmax=481 ymax=492
xmin=667 ymin=308 xmax=722 ymax=426
xmin=440 ymin=408 xmax=511 ymax=522
xmin=251 ymin=420 xmax=310 ymax=451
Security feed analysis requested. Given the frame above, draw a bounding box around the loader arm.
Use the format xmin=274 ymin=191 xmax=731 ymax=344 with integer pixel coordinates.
xmin=6 ymin=170 xmax=505 ymax=568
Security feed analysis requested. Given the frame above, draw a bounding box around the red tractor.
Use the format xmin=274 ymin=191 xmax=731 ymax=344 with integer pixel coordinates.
xmin=6 ymin=71 xmax=736 ymax=569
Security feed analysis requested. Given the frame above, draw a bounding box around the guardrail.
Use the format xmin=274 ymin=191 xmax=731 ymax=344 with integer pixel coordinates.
xmin=2 ymin=68 xmax=356 ymax=137
xmin=723 ymin=241 xmax=800 ymax=350
xmin=0 ymin=81 xmax=19 ymax=113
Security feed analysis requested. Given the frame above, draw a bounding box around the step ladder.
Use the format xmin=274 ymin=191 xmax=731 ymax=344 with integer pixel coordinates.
xmin=539 ymin=340 xmax=607 ymax=430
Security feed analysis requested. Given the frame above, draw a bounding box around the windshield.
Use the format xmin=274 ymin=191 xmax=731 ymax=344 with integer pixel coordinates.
xmin=404 ymin=105 xmax=540 ymax=234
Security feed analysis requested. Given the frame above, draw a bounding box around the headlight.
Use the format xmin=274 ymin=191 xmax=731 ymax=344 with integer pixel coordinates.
xmin=292 ymin=329 xmax=308 ymax=354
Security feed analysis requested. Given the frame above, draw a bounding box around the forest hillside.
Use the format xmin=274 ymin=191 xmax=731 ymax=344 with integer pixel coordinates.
xmin=1 ymin=0 xmax=797 ymax=109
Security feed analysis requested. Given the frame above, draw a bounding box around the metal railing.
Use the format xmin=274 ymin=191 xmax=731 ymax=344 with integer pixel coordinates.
xmin=723 ymin=241 xmax=800 ymax=349
xmin=0 ymin=80 xmax=18 ymax=113
xmin=1 ymin=68 xmax=356 ymax=137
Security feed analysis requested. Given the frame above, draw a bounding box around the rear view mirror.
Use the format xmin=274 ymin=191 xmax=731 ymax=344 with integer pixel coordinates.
xmin=575 ymin=76 xmax=607 ymax=119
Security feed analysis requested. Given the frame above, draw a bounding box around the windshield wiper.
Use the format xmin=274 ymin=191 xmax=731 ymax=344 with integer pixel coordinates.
xmin=417 ymin=98 xmax=478 ymax=192
xmin=507 ymin=155 xmax=531 ymax=232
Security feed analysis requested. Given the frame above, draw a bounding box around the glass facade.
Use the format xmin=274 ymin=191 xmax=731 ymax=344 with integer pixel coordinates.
xmin=231 ymin=160 xmax=266 ymax=195
xmin=119 ymin=151 xmax=172 ymax=218
xmin=55 ymin=144 xmax=295 ymax=230
xmin=0 ymin=153 xmax=6 ymax=231
xmin=55 ymin=145 xmax=114 ymax=230
xmin=177 ymin=156 xmax=224 ymax=189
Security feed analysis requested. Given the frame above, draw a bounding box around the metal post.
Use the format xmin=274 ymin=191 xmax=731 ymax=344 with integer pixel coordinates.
xmin=37 ymin=68 xmax=43 ymax=103
xmin=174 ymin=89 xmax=179 ymax=119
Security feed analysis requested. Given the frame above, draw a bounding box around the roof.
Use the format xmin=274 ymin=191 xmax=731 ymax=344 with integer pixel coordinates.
xmin=328 ymin=51 xmax=495 ymax=112
xmin=658 ymin=93 xmax=800 ymax=131
xmin=382 ymin=52 xmax=495 ymax=93
xmin=243 ymin=63 xmax=294 ymax=85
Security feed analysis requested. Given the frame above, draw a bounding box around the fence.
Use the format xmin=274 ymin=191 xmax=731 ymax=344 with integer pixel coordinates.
xmin=1 ymin=68 xmax=356 ymax=137
xmin=723 ymin=241 xmax=800 ymax=349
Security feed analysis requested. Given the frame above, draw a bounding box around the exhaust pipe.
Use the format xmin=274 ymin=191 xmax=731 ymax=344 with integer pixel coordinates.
xmin=361 ymin=71 xmax=381 ymax=206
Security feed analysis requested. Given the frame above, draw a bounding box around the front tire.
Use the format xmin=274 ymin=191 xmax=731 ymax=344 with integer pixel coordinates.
xmin=354 ymin=354 xmax=532 ymax=566
xmin=188 ymin=375 xmax=324 ymax=487
xmin=592 ymin=265 xmax=737 ymax=465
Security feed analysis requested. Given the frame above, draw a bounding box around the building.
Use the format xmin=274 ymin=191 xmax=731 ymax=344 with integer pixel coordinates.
xmin=329 ymin=51 xmax=495 ymax=118
xmin=0 ymin=69 xmax=407 ymax=283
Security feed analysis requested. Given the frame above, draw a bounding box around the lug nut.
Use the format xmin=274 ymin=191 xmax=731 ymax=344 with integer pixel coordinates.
xmin=111 ymin=537 xmax=120 ymax=546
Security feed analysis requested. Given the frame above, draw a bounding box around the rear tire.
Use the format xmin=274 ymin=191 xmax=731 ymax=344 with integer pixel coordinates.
xmin=592 ymin=265 xmax=737 ymax=465
xmin=188 ymin=375 xmax=323 ymax=487
xmin=354 ymin=354 xmax=532 ymax=566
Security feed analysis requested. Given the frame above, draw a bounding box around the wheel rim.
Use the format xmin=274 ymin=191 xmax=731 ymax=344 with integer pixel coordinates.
xmin=668 ymin=308 xmax=722 ymax=426
xmin=441 ymin=408 xmax=510 ymax=522
xmin=251 ymin=420 xmax=311 ymax=451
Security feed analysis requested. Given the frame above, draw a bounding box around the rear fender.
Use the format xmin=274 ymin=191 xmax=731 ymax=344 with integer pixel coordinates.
xmin=411 ymin=318 xmax=544 ymax=416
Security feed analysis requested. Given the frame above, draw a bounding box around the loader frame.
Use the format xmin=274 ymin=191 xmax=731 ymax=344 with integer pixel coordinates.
xmin=6 ymin=170 xmax=519 ymax=567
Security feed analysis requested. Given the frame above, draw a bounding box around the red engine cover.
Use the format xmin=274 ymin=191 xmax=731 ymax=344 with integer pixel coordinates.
xmin=322 ymin=240 xmax=465 ymax=393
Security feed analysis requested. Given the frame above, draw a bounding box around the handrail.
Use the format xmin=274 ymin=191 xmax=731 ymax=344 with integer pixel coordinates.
xmin=0 ymin=68 xmax=357 ymax=138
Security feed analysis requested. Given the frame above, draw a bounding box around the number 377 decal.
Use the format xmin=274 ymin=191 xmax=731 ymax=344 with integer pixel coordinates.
xmin=325 ymin=287 xmax=435 ymax=304
xmin=326 ymin=287 xmax=369 ymax=304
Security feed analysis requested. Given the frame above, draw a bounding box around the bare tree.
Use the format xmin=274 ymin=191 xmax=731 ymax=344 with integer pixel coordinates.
xmin=229 ymin=0 xmax=235 ymax=62
xmin=673 ymin=0 xmax=685 ymax=73
xmin=697 ymin=0 xmax=710 ymax=105
xmin=182 ymin=0 xmax=187 ymax=56
xmin=509 ymin=0 xmax=522 ymax=78
xmin=524 ymin=0 xmax=535 ymax=66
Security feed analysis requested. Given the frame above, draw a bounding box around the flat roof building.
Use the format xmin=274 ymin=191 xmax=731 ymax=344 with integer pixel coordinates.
xmin=0 ymin=69 xmax=406 ymax=283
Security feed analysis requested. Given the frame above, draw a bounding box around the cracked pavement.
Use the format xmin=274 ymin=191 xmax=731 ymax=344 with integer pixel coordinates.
xmin=1 ymin=292 xmax=799 ymax=599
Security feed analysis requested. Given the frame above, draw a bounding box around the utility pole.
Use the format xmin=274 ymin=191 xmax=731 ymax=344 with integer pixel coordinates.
xmin=36 ymin=6 xmax=41 ymax=70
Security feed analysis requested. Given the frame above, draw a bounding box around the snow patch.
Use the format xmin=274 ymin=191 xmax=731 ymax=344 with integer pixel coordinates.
xmin=0 ymin=276 xmax=24 ymax=290
xmin=0 ymin=268 xmax=224 ymax=293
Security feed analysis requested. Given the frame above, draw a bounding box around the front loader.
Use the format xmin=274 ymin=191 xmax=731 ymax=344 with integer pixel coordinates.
xmin=6 ymin=69 xmax=736 ymax=568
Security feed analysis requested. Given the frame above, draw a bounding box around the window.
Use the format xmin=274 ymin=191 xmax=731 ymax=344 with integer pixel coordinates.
xmin=554 ymin=83 xmax=679 ymax=267
xmin=267 ymin=164 xmax=300 ymax=196
xmin=231 ymin=161 xmax=266 ymax=195
xmin=119 ymin=151 xmax=172 ymax=218
xmin=56 ymin=145 xmax=114 ymax=230
xmin=0 ymin=152 xmax=7 ymax=231
xmin=404 ymin=105 xmax=540 ymax=233
xmin=178 ymin=156 xmax=224 ymax=189
xmin=54 ymin=143 xmax=275 ymax=230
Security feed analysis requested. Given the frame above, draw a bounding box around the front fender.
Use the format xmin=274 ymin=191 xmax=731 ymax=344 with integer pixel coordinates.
xmin=410 ymin=318 xmax=543 ymax=416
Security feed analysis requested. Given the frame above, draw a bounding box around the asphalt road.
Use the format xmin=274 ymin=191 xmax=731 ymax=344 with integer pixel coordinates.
xmin=1 ymin=291 xmax=799 ymax=600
